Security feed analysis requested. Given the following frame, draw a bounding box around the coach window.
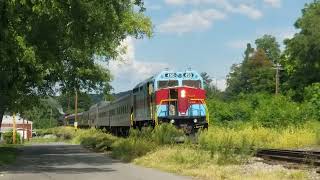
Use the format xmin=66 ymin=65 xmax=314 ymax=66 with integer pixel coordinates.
xmin=182 ymin=80 xmax=202 ymax=88
xmin=133 ymin=88 xmax=139 ymax=93
xmin=158 ymin=80 xmax=178 ymax=89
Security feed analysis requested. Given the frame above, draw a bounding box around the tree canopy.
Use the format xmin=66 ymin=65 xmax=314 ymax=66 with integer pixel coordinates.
xmin=283 ymin=0 xmax=320 ymax=98
xmin=255 ymin=34 xmax=281 ymax=64
xmin=0 ymin=0 xmax=152 ymax=123
xmin=226 ymin=48 xmax=274 ymax=97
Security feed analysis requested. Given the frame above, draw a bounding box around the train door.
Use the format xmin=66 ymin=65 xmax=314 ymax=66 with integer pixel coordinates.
xmin=147 ymin=82 xmax=154 ymax=120
xmin=169 ymin=89 xmax=178 ymax=116
xmin=134 ymin=95 xmax=137 ymax=119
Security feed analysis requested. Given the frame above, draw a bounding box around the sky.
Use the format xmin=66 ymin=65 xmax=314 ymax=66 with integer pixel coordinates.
xmin=106 ymin=0 xmax=312 ymax=93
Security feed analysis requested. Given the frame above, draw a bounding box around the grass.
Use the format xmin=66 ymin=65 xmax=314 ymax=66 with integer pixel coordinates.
xmin=34 ymin=122 xmax=320 ymax=179
xmin=25 ymin=137 xmax=61 ymax=144
xmin=0 ymin=144 xmax=20 ymax=166
xmin=134 ymin=145 xmax=310 ymax=180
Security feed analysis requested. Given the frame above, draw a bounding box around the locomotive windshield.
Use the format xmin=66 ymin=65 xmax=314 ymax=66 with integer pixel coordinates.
xmin=182 ymin=80 xmax=202 ymax=88
xmin=158 ymin=80 xmax=179 ymax=89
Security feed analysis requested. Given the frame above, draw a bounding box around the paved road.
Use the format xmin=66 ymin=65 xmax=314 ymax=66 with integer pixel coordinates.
xmin=0 ymin=143 xmax=191 ymax=180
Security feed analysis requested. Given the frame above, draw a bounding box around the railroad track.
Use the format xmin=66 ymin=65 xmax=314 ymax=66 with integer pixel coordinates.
xmin=256 ymin=149 xmax=320 ymax=167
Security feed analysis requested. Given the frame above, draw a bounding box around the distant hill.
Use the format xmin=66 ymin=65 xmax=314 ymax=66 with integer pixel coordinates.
xmin=113 ymin=90 xmax=132 ymax=99
xmin=88 ymin=94 xmax=104 ymax=104
xmin=88 ymin=90 xmax=132 ymax=104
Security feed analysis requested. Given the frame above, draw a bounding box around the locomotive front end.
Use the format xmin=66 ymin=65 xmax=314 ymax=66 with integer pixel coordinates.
xmin=154 ymin=70 xmax=209 ymax=133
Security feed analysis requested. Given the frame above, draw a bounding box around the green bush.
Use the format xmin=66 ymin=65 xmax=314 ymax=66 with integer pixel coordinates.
xmin=198 ymin=121 xmax=320 ymax=164
xmin=36 ymin=127 xmax=76 ymax=139
xmin=151 ymin=124 xmax=185 ymax=145
xmin=252 ymin=95 xmax=306 ymax=128
xmin=207 ymin=98 xmax=253 ymax=123
xmin=129 ymin=127 xmax=153 ymax=139
xmin=3 ymin=130 xmax=21 ymax=144
xmin=72 ymin=128 xmax=117 ymax=151
xmin=207 ymin=93 xmax=314 ymax=128
xmin=304 ymin=83 xmax=320 ymax=120
xmin=111 ymin=138 xmax=155 ymax=162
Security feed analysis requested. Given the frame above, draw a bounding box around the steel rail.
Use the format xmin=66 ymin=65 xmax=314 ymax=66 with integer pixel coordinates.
xmin=256 ymin=149 xmax=320 ymax=166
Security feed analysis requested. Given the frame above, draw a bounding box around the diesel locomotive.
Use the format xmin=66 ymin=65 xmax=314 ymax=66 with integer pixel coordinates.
xmin=65 ymin=69 xmax=209 ymax=134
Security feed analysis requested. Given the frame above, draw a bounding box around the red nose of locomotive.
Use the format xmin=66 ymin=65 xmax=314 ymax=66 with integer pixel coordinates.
xmin=155 ymin=87 xmax=206 ymax=116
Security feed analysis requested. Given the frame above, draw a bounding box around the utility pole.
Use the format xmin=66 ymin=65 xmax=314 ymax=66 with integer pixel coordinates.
xmin=274 ymin=63 xmax=282 ymax=95
xmin=22 ymin=117 xmax=25 ymax=143
xmin=12 ymin=113 xmax=16 ymax=144
xmin=74 ymin=89 xmax=78 ymax=130
xmin=67 ymin=93 xmax=70 ymax=114
xmin=50 ymin=108 xmax=52 ymax=127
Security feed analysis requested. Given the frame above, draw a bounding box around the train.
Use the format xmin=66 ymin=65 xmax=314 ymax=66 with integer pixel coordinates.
xmin=64 ymin=69 xmax=209 ymax=135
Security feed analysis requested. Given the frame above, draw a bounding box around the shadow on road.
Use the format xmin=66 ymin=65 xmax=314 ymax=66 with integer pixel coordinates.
xmin=1 ymin=144 xmax=119 ymax=174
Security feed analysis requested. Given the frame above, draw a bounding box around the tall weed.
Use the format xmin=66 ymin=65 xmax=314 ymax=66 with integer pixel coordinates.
xmin=111 ymin=138 xmax=156 ymax=162
xmin=151 ymin=123 xmax=185 ymax=145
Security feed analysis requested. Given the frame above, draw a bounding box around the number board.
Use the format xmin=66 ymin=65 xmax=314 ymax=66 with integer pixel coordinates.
xmin=164 ymin=72 xmax=194 ymax=79
xmin=164 ymin=73 xmax=177 ymax=78
xmin=183 ymin=73 xmax=193 ymax=78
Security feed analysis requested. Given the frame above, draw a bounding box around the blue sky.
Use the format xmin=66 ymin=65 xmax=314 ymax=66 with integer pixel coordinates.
xmin=108 ymin=0 xmax=311 ymax=92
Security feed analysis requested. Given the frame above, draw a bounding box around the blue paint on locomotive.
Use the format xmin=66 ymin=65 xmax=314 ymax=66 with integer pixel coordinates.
xmin=157 ymin=104 xmax=206 ymax=117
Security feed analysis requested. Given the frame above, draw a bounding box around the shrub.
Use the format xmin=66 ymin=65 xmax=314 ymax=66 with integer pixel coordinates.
xmin=72 ymin=128 xmax=117 ymax=151
xmin=3 ymin=130 xmax=21 ymax=144
xmin=167 ymin=146 xmax=212 ymax=166
xmin=207 ymin=93 xmax=314 ymax=128
xmin=304 ymin=83 xmax=320 ymax=120
xmin=198 ymin=122 xmax=320 ymax=163
xmin=129 ymin=127 xmax=153 ymax=139
xmin=111 ymin=138 xmax=155 ymax=162
xmin=207 ymin=98 xmax=253 ymax=123
xmin=151 ymin=124 xmax=185 ymax=145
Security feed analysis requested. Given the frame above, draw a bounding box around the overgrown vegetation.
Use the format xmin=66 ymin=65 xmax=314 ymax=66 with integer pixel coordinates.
xmin=207 ymin=93 xmax=318 ymax=128
xmin=3 ymin=130 xmax=21 ymax=144
xmin=36 ymin=123 xmax=320 ymax=179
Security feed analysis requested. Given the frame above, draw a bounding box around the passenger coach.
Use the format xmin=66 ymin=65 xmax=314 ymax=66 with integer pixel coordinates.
xmin=65 ymin=69 xmax=209 ymax=134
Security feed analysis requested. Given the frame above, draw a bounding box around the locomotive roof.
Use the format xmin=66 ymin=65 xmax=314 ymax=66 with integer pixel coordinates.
xmin=133 ymin=69 xmax=203 ymax=89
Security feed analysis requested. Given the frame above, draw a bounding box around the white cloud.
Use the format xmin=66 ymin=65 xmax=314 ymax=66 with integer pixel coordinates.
xmin=230 ymin=4 xmax=262 ymax=20
xmin=158 ymin=9 xmax=226 ymax=34
xmin=160 ymin=1 xmax=262 ymax=34
xmin=209 ymin=78 xmax=227 ymax=91
xmin=99 ymin=38 xmax=169 ymax=92
xmin=263 ymin=0 xmax=281 ymax=8
xmin=256 ymin=27 xmax=297 ymax=45
xmin=216 ymin=78 xmax=227 ymax=91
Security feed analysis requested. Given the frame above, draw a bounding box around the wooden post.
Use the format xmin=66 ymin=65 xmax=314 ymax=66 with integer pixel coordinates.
xmin=275 ymin=63 xmax=282 ymax=95
xmin=22 ymin=118 xmax=25 ymax=143
xmin=74 ymin=90 xmax=78 ymax=130
xmin=67 ymin=93 xmax=70 ymax=114
xmin=27 ymin=120 xmax=29 ymax=141
xmin=12 ymin=113 xmax=16 ymax=144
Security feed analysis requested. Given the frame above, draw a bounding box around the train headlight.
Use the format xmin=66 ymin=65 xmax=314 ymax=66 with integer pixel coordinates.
xmin=170 ymin=119 xmax=175 ymax=124
xmin=194 ymin=119 xmax=198 ymax=123
xmin=181 ymin=90 xmax=186 ymax=98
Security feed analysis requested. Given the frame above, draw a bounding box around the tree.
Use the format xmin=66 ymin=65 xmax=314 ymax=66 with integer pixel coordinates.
xmin=226 ymin=49 xmax=274 ymax=97
xmin=255 ymin=34 xmax=281 ymax=64
xmin=244 ymin=43 xmax=254 ymax=62
xmin=22 ymin=98 xmax=61 ymax=129
xmin=283 ymin=0 xmax=320 ymax=99
xmin=200 ymin=72 xmax=213 ymax=88
xmin=57 ymin=93 xmax=93 ymax=114
xmin=200 ymin=72 xmax=222 ymax=98
xmin=0 ymin=1 xmax=152 ymax=129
